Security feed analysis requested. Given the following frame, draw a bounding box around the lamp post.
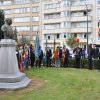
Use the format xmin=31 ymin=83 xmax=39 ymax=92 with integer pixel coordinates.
xmin=84 ymin=4 xmax=89 ymax=54
xmin=86 ymin=4 xmax=89 ymax=54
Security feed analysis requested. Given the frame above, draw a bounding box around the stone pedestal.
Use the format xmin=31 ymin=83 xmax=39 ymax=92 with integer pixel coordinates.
xmin=0 ymin=39 xmax=31 ymax=90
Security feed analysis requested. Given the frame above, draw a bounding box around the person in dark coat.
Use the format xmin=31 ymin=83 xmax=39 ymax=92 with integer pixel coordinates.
xmin=92 ymin=45 xmax=99 ymax=59
xmin=46 ymin=50 xmax=49 ymax=67
xmin=59 ymin=47 xmax=62 ymax=67
xmin=63 ymin=46 xmax=70 ymax=68
xmin=30 ymin=44 xmax=35 ymax=68
xmin=38 ymin=46 xmax=43 ymax=68
xmin=88 ymin=44 xmax=94 ymax=70
xmin=73 ymin=45 xmax=82 ymax=68
xmin=48 ymin=49 xmax=52 ymax=67
xmin=98 ymin=47 xmax=100 ymax=71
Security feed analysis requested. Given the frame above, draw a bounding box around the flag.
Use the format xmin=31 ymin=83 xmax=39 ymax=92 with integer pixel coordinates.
xmin=52 ymin=33 xmax=57 ymax=60
xmin=35 ymin=33 xmax=40 ymax=59
xmin=16 ymin=29 xmax=23 ymax=72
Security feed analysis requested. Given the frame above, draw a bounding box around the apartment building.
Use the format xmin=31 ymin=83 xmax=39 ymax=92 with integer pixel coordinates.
xmin=42 ymin=0 xmax=100 ymax=51
xmin=0 ymin=0 xmax=41 ymax=46
xmin=0 ymin=0 xmax=100 ymax=51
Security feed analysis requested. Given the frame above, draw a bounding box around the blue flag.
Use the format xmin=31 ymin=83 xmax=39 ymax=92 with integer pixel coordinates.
xmin=35 ymin=34 xmax=40 ymax=59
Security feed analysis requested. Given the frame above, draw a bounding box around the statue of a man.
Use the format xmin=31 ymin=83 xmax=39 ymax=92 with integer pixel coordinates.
xmin=1 ymin=18 xmax=17 ymax=41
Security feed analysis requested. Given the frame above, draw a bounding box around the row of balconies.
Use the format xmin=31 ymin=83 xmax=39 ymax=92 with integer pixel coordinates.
xmin=0 ymin=3 xmax=39 ymax=9
xmin=1 ymin=4 xmax=92 ymax=13
xmin=17 ymin=27 xmax=92 ymax=36
xmin=43 ymin=27 xmax=92 ymax=34
xmin=43 ymin=4 xmax=92 ymax=14
xmin=43 ymin=16 xmax=92 ymax=23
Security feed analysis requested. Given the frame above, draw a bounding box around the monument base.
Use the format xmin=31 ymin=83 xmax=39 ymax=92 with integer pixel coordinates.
xmin=0 ymin=39 xmax=31 ymax=90
xmin=0 ymin=77 xmax=30 ymax=90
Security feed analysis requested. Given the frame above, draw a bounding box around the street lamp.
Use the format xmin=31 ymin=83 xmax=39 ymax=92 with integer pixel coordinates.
xmin=86 ymin=5 xmax=89 ymax=54
xmin=84 ymin=4 xmax=89 ymax=54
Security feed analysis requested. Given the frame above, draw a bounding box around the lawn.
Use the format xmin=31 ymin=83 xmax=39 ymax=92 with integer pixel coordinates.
xmin=0 ymin=68 xmax=100 ymax=100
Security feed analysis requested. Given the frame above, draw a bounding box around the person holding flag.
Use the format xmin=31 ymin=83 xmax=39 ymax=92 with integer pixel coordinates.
xmin=15 ymin=27 xmax=23 ymax=72
xmin=52 ymin=34 xmax=60 ymax=67
xmin=35 ymin=31 xmax=41 ymax=67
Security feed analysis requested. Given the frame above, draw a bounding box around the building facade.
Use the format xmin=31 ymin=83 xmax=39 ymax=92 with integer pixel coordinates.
xmin=0 ymin=0 xmax=100 ymax=51
xmin=42 ymin=0 xmax=97 ymax=50
xmin=0 ymin=0 xmax=42 ymax=46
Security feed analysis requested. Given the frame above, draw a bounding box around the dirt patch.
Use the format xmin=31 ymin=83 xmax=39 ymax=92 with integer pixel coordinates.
xmin=0 ymin=79 xmax=44 ymax=95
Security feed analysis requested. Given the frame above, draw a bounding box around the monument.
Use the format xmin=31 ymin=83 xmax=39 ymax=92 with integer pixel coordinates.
xmin=0 ymin=18 xmax=31 ymax=90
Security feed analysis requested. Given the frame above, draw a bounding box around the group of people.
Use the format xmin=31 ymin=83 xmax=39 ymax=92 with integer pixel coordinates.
xmin=16 ymin=44 xmax=43 ymax=71
xmin=1 ymin=17 xmax=100 ymax=72
xmin=16 ymin=42 xmax=100 ymax=72
xmin=73 ymin=44 xmax=100 ymax=70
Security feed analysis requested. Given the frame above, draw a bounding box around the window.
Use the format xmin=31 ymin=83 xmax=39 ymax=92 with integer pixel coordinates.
xmin=32 ymin=0 xmax=40 ymax=3
xmin=83 ymin=34 xmax=87 ymax=39
xmin=80 ymin=0 xmax=91 ymax=5
xmin=14 ymin=0 xmax=30 ymax=4
xmin=32 ymin=26 xmax=39 ymax=31
xmin=13 ymin=17 xmax=30 ymax=22
xmin=14 ymin=8 xmax=30 ymax=13
xmin=60 ymin=22 xmax=71 ymax=29
xmin=44 ymin=24 xmax=60 ymax=30
xmin=80 ymin=0 xmax=86 ymax=5
xmin=32 ymin=17 xmax=39 ymax=22
xmin=4 ymin=9 xmax=12 ymax=14
xmin=74 ymin=33 xmax=77 ymax=38
xmin=32 ymin=35 xmax=36 ymax=41
xmin=97 ymin=9 xmax=100 ymax=16
xmin=44 ymin=13 xmax=60 ymax=19
xmin=16 ymin=26 xmax=30 ymax=31
xmin=44 ymin=3 xmax=58 ymax=9
xmin=98 ymin=36 xmax=100 ymax=40
xmin=48 ymin=36 xmax=50 ymax=40
xmin=98 ymin=0 xmax=100 ymax=4
xmin=0 ymin=1 xmax=11 ymax=5
xmin=71 ymin=22 xmax=91 ymax=28
xmin=32 ymin=7 xmax=39 ymax=12
xmin=71 ymin=0 xmax=77 ymax=6
xmin=60 ymin=11 xmax=70 ymax=17
xmin=64 ymin=33 xmax=66 ymax=38
xmin=57 ymin=34 xmax=60 ymax=39
xmin=79 ymin=33 xmax=87 ymax=39
xmin=60 ymin=0 xmax=70 ymax=7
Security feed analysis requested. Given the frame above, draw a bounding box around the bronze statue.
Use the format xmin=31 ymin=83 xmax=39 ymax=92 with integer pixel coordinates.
xmin=1 ymin=18 xmax=17 ymax=41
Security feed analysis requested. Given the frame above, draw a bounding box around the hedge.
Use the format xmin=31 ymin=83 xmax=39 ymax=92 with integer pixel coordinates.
xmin=69 ymin=58 xmax=99 ymax=69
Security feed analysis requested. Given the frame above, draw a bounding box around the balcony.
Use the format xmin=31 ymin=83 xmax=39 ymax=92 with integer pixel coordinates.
xmin=44 ymin=39 xmax=61 ymax=44
xmin=43 ymin=17 xmax=70 ymax=24
xmin=4 ymin=13 xmax=30 ymax=18
xmin=71 ymin=4 xmax=92 ymax=12
xmin=71 ymin=27 xmax=92 ymax=33
xmin=12 ymin=22 xmax=30 ymax=26
xmin=43 ymin=6 xmax=70 ymax=14
xmin=71 ymin=16 xmax=92 ymax=22
xmin=43 ymin=28 xmax=70 ymax=34
xmin=0 ymin=4 xmax=30 ymax=9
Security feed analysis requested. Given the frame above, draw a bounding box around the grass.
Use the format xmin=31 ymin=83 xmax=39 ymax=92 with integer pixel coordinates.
xmin=0 ymin=67 xmax=100 ymax=100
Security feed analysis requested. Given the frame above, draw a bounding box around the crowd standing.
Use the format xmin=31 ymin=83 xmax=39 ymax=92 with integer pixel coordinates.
xmin=16 ymin=43 xmax=100 ymax=72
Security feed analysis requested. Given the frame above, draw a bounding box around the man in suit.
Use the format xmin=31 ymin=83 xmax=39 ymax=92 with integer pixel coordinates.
xmin=73 ymin=45 xmax=82 ymax=68
xmin=63 ymin=45 xmax=70 ymax=68
xmin=88 ymin=44 xmax=94 ymax=70
xmin=30 ymin=44 xmax=35 ymax=68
